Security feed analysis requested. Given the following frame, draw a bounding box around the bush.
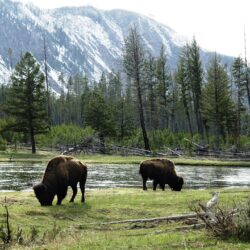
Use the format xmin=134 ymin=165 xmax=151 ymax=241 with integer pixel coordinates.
xmin=191 ymin=198 xmax=250 ymax=242
xmin=0 ymin=136 xmax=6 ymax=151
xmin=240 ymin=136 xmax=250 ymax=151
xmin=36 ymin=125 xmax=95 ymax=148
xmin=236 ymin=199 xmax=250 ymax=241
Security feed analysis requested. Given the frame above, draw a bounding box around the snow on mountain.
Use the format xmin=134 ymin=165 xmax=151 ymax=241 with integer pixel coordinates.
xmin=0 ymin=55 xmax=10 ymax=83
xmin=0 ymin=0 xmax=233 ymax=93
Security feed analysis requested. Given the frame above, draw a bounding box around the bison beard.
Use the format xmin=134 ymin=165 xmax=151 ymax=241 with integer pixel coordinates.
xmin=139 ymin=159 xmax=184 ymax=191
xmin=33 ymin=156 xmax=87 ymax=206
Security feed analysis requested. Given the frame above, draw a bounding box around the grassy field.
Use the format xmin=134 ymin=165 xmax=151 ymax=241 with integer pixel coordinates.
xmin=0 ymin=188 xmax=249 ymax=249
xmin=0 ymin=150 xmax=250 ymax=166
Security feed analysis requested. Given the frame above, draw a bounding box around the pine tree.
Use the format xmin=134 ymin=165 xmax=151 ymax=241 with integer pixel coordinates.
xmin=123 ymin=27 xmax=150 ymax=150
xmin=107 ymin=72 xmax=124 ymax=139
xmin=0 ymin=85 xmax=8 ymax=118
xmin=175 ymin=54 xmax=193 ymax=136
xmin=80 ymin=75 xmax=90 ymax=127
xmin=202 ymin=53 xmax=235 ymax=149
xmin=6 ymin=52 xmax=49 ymax=153
xmin=143 ymin=54 xmax=157 ymax=130
xmin=85 ymin=84 xmax=115 ymax=153
xmin=156 ymin=45 xmax=172 ymax=129
xmin=119 ymin=82 xmax=138 ymax=141
xmin=186 ymin=38 xmax=204 ymax=138
xmin=232 ymin=57 xmax=247 ymax=150
xmin=169 ymin=76 xmax=179 ymax=132
xmin=55 ymin=72 xmax=68 ymax=124
xmin=98 ymin=72 xmax=108 ymax=100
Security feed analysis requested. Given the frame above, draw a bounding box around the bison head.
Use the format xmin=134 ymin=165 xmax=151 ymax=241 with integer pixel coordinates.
xmin=171 ymin=176 xmax=184 ymax=191
xmin=33 ymin=183 xmax=55 ymax=206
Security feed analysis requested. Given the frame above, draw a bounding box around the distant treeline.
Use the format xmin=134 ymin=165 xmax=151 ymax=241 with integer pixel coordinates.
xmin=0 ymin=28 xmax=249 ymax=153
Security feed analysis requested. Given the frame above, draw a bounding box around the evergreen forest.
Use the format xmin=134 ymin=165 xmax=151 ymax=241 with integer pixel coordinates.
xmin=0 ymin=28 xmax=249 ymax=154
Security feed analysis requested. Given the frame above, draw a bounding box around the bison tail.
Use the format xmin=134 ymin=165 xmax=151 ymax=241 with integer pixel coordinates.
xmin=139 ymin=163 xmax=143 ymax=175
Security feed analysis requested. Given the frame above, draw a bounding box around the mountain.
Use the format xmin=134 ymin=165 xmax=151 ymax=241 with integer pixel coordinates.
xmin=0 ymin=0 xmax=233 ymax=93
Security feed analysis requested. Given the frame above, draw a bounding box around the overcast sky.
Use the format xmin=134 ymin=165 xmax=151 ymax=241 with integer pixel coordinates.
xmin=17 ymin=0 xmax=250 ymax=58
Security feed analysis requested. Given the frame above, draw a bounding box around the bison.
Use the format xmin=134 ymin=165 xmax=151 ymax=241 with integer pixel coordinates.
xmin=33 ymin=155 xmax=87 ymax=206
xmin=139 ymin=159 xmax=183 ymax=191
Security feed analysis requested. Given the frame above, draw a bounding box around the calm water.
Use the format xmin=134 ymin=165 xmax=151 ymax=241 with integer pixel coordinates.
xmin=0 ymin=162 xmax=249 ymax=191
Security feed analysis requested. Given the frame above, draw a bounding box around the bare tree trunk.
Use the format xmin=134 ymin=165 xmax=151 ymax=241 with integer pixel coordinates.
xmin=30 ymin=125 xmax=36 ymax=154
xmin=99 ymin=132 xmax=106 ymax=154
xmin=43 ymin=34 xmax=51 ymax=120
xmin=120 ymin=99 xmax=125 ymax=141
xmin=193 ymin=98 xmax=204 ymax=140
xmin=27 ymin=78 xmax=36 ymax=154
xmin=245 ymin=76 xmax=250 ymax=109
xmin=186 ymin=108 xmax=193 ymax=137
xmin=136 ymin=75 xmax=150 ymax=150
xmin=236 ymin=90 xmax=241 ymax=151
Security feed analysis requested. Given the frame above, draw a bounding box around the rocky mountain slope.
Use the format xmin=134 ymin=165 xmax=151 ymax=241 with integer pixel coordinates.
xmin=0 ymin=0 xmax=233 ymax=93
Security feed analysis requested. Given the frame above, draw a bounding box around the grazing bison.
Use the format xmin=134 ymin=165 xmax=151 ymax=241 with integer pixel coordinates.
xmin=139 ymin=159 xmax=183 ymax=191
xmin=33 ymin=155 xmax=87 ymax=206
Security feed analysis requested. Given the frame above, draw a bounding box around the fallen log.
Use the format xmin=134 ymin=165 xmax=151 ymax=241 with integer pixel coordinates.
xmin=91 ymin=213 xmax=202 ymax=225
xmin=122 ymin=223 xmax=206 ymax=237
xmin=154 ymin=222 xmax=205 ymax=234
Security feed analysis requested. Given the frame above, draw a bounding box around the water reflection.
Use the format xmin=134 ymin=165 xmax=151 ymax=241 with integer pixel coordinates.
xmin=0 ymin=162 xmax=249 ymax=191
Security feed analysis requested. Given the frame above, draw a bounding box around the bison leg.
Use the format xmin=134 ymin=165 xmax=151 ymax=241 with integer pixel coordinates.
xmin=153 ymin=180 xmax=158 ymax=191
xmin=159 ymin=183 xmax=165 ymax=191
xmin=80 ymin=181 xmax=86 ymax=203
xmin=70 ymin=185 xmax=77 ymax=202
xmin=142 ymin=177 xmax=148 ymax=190
xmin=56 ymin=187 xmax=67 ymax=205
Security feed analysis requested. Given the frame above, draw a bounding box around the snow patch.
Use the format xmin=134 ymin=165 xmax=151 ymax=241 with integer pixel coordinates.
xmin=0 ymin=56 xmax=11 ymax=84
xmin=0 ymin=3 xmax=222 ymax=94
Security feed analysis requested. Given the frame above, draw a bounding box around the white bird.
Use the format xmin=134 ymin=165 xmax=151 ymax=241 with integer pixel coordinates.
xmin=206 ymin=192 xmax=219 ymax=209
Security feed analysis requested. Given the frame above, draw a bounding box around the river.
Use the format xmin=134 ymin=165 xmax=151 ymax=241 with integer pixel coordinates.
xmin=0 ymin=162 xmax=249 ymax=191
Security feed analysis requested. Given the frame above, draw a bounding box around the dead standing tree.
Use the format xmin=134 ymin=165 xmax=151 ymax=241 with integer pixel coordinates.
xmin=123 ymin=27 xmax=150 ymax=151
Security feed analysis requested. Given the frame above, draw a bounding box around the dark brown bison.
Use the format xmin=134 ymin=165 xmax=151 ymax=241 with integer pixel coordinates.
xmin=139 ymin=159 xmax=183 ymax=191
xmin=33 ymin=155 xmax=87 ymax=206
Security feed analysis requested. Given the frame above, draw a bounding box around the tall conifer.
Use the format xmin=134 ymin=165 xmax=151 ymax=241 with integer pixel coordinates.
xmin=123 ymin=27 xmax=150 ymax=150
xmin=202 ymin=54 xmax=235 ymax=149
xmin=6 ymin=52 xmax=49 ymax=153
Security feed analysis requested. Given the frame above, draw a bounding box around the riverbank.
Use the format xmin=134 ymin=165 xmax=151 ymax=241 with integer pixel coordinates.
xmin=0 ymin=188 xmax=249 ymax=249
xmin=0 ymin=150 xmax=250 ymax=166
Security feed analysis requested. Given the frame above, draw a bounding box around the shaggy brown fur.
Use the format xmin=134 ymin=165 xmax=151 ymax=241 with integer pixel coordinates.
xmin=139 ymin=158 xmax=184 ymax=191
xmin=33 ymin=156 xmax=87 ymax=206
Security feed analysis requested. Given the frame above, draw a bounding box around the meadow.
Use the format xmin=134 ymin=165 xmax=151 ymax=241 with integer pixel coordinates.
xmin=0 ymin=188 xmax=249 ymax=249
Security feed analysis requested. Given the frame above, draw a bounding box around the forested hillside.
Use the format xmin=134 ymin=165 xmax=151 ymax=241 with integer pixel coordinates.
xmin=0 ymin=27 xmax=249 ymax=154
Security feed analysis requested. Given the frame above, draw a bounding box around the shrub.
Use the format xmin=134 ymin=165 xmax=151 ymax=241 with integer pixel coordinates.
xmin=191 ymin=198 xmax=250 ymax=242
xmin=0 ymin=136 xmax=6 ymax=151
xmin=36 ymin=125 xmax=95 ymax=148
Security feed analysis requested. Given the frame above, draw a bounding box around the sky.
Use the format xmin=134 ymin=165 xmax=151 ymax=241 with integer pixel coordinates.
xmin=17 ymin=0 xmax=250 ymax=58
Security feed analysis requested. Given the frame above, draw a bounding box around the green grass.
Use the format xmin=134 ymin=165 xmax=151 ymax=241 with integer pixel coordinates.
xmin=0 ymin=150 xmax=55 ymax=162
xmin=79 ymin=154 xmax=250 ymax=167
xmin=0 ymin=188 xmax=249 ymax=249
xmin=0 ymin=150 xmax=250 ymax=166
